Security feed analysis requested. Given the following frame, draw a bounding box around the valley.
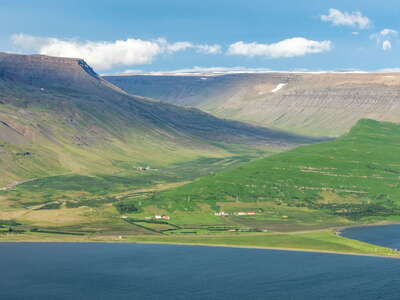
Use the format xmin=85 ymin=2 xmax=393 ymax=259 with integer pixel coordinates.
xmin=2 ymin=118 xmax=400 ymax=257
xmin=0 ymin=53 xmax=311 ymax=187
xmin=1 ymin=53 xmax=400 ymax=257
xmin=4 ymin=2 xmax=400 ymax=299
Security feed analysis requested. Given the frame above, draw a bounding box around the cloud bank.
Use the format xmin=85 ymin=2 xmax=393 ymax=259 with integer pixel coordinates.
xmin=227 ymin=37 xmax=332 ymax=58
xmin=370 ymin=29 xmax=398 ymax=51
xmin=11 ymin=34 xmax=221 ymax=70
xmin=320 ymin=9 xmax=371 ymax=29
xmin=118 ymin=66 xmax=274 ymax=76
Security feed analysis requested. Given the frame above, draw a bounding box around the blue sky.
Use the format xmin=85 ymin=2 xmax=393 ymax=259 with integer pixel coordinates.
xmin=1 ymin=0 xmax=400 ymax=73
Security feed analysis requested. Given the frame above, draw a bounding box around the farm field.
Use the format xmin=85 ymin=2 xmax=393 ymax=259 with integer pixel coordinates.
xmin=144 ymin=119 xmax=400 ymax=223
xmin=1 ymin=120 xmax=400 ymax=258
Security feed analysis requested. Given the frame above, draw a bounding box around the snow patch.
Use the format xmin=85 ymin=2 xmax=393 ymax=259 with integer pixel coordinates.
xmin=271 ymin=83 xmax=287 ymax=93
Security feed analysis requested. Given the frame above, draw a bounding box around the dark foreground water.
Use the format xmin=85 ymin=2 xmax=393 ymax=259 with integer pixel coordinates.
xmin=1 ymin=242 xmax=400 ymax=300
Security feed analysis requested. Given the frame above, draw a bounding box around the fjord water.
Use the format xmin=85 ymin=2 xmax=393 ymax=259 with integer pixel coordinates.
xmin=341 ymin=224 xmax=400 ymax=250
xmin=1 ymin=243 xmax=400 ymax=300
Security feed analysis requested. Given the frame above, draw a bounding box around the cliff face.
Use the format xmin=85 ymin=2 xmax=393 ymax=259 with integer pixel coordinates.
xmin=105 ymin=73 xmax=400 ymax=137
xmin=0 ymin=53 xmax=99 ymax=90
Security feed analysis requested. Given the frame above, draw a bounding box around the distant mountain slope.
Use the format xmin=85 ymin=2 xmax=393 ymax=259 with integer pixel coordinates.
xmin=0 ymin=53 xmax=313 ymax=186
xmin=150 ymin=119 xmax=400 ymax=220
xmin=105 ymin=73 xmax=400 ymax=137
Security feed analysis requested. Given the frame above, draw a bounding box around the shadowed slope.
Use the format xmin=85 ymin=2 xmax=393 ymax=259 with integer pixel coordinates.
xmin=106 ymin=73 xmax=400 ymax=137
xmin=0 ymin=53 xmax=315 ymax=186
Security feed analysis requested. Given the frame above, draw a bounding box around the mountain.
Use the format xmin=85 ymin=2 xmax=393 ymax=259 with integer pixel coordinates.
xmin=0 ymin=53 xmax=313 ymax=186
xmin=105 ymin=73 xmax=400 ymax=137
xmin=146 ymin=119 xmax=400 ymax=227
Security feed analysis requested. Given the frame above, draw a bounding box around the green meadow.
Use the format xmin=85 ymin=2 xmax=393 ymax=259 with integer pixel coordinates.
xmin=2 ymin=119 xmax=400 ymax=257
xmin=145 ymin=119 xmax=400 ymax=222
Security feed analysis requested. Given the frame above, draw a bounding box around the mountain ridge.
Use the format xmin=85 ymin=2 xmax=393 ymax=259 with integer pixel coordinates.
xmin=105 ymin=73 xmax=400 ymax=137
xmin=0 ymin=53 xmax=316 ymax=186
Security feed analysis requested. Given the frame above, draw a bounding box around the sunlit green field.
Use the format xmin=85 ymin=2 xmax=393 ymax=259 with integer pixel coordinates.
xmin=146 ymin=120 xmax=400 ymax=221
xmin=2 ymin=120 xmax=400 ymax=258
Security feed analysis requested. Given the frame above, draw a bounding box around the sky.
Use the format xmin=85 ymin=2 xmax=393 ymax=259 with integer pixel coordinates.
xmin=1 ymin=0 xmax=400 ymax=74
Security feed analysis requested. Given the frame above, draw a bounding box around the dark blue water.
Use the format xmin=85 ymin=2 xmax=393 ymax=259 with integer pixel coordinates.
xmin=342 ymin=224 xmax=400 ymax=250
xmin=1 ymin=242 xmax=400 ymax=300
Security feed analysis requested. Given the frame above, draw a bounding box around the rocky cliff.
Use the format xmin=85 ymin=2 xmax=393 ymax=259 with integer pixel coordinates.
xmin=105 ymin=73 xmax=400 ymax=137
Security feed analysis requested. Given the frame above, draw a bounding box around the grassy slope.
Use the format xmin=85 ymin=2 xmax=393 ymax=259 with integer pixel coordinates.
xmin=147 ymin=119 xmax=400 ymax=222
xmin=0 ymin=68 xmax=309 ymax=187
xmin=1 ymin=156 xmax=254 ymax=207
xmin=2 ymin=120 xmax=400 ymax=256
xmin=0 ymin=87 xmax=232 ymax=186
xmin=0 ymin=155 xmax=268 ymax=234
xmin=0 ymin=53 xmax=314 ymax=235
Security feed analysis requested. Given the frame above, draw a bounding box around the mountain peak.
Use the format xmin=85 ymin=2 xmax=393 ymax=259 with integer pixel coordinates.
xmin=0 ymin=52 xmax=101 ymax=92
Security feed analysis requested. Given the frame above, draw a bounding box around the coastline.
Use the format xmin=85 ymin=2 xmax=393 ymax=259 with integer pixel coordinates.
xmin=0 ymin=238 xmax=398 ymax=259
xmin=127 ymin=241 xmax=400 ymax=259
xmin=339 ymin=221 xmax=400 ymax=229
xmin=335 ymin=221 xmax=400 ymax=236
xmin=1 ymin=222 xmax=400 ymax=259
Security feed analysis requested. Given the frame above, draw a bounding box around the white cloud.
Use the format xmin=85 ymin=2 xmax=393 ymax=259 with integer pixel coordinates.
xmin=382 ymin=40 xmax=392 ymax=51
xmin=226 ymin=37 xmax=331 ymax=58
xmin=159 ymin=39 xmax=193 ymax=53
xmin=11 ymin=34 xmax=221 ymax=70
xmin=381 ymin=29 xmax=398 ymax=36
xmin=114 ymin=67 xmax=370 ymax=76
xmin=320 ymin=8 xmax=371 ymax=29
xmin=195 ymin=44 xmax=222 ymax=54
xmin=118 ymin=66 xmax=273 ymax=75
xmin=376 ymin=68 xmax=400 ymax=72
xmin=370 ymin=29 xmax=398 ymax=51
xmin=11 ymin=34 xmax=50 ymax=49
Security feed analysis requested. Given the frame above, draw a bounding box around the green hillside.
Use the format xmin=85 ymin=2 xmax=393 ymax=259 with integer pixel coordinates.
xmin=142 ymin=119 xmax=400 ymax=226
xmin=0 ymin=52 xmax=321 ymax=236
xmin=0 ymin=53 xmax=313 ymax=187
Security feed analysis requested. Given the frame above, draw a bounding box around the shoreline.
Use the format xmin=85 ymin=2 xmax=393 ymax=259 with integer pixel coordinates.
xmin=1 ymin=221 xmax=400 ymax=259
xmin=335 ymin=221 xmax=400 ymax=236
xmin=0 ymin=238 xmax=398 ymax=259
xmin=1 ymin=235 xmax=399 ymax=260
xmin=339 ymin=221 xmax=400 ymax=229
xmin=127 ymin=241 xmax=400 ymax=259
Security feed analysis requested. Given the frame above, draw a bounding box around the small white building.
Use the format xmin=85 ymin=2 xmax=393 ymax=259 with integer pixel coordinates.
xmin=235 ymin=211 xmax=257 ymax=216
xmin=214 ymin=211 xmax=229 ymax=216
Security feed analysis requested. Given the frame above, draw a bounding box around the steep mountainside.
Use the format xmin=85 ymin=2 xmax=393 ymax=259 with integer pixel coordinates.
xmin=0 ymin=53 xmax=312 ymax=186
xmin=105 ymin=73 xmax=400 ymax=137
xmin=148 ymin=119 xmax=400 ymax=222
